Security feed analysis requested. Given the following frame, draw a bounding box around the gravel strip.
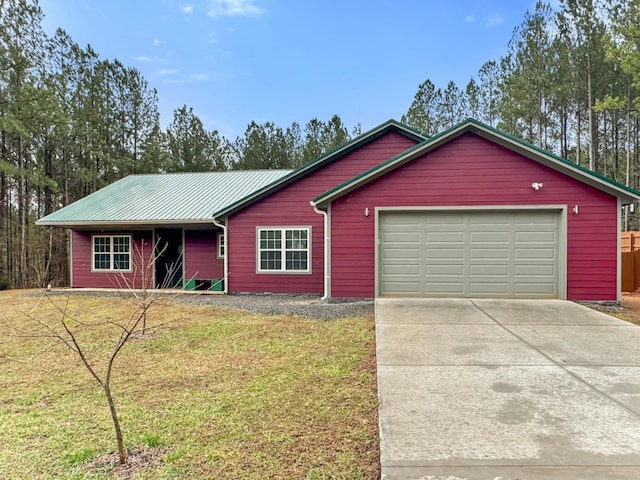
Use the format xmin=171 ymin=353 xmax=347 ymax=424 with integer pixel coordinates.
xmin=34 ymin=289 xmax=374 ymax=320
xmin=176 ymin=293 xmax=374 ymax=320
xmin=577 ymin=300 xmax=626 ymax=315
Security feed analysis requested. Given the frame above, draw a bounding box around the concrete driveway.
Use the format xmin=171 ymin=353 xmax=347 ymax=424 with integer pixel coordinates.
xmin=376 ymin=298 xmax=640 ymax=479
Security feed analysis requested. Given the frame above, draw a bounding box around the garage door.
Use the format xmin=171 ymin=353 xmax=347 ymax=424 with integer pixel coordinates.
xmin=379 ymin=210 xmax=560 ymax=298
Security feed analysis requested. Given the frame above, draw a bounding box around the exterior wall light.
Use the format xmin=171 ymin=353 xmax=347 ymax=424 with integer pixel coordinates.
xmin=531 ymin=182 xmax=543 ymax=190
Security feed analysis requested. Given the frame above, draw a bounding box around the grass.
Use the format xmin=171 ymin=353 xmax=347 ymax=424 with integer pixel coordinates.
xmin=0 ymin=290 xmax=379 ymax=479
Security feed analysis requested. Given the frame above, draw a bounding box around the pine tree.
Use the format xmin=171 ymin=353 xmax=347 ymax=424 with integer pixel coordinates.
xmin=401 ymin=79 xmax=443 ymax=135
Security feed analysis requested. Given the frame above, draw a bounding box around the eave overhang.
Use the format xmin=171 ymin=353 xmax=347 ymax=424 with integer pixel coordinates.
xmin=35 ymin=218 xmax=217 ymax=229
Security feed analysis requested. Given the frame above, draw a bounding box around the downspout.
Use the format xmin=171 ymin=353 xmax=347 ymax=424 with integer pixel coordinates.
xmin=617 ymin=198 xmax=622 ymax=304
xmin=212 ymin=216 xmax=228 ymax=294
xmin=310 ymin=202 xmax=329 ymax=300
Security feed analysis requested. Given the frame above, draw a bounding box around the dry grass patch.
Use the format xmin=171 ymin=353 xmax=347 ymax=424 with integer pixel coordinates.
xmin=617 ymin=292 xmax=640 ymax=326
xmin=0 ymin=289 xmax=379 ymax=479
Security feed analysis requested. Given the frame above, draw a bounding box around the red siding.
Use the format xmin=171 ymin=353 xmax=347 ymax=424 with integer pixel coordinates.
xmin=72 ymin=231 xmax=154 ymax=288
xmin=330 ymin=133 xmax=618 ymax=301
xmin=227 ymin=131 xmax=419 ymax=294
xmin=184 ymin=230 xmax=223 ymax=280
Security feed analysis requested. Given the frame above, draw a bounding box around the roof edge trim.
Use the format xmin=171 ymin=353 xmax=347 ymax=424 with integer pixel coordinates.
xmin=36 ymin=219 xmax=217 ymax=228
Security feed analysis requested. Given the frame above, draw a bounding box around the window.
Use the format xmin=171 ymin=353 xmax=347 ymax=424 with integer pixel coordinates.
xmin=217 ymin=233 xmax=225 ymax=258
xmin=92 ymin=235 xmax=132 ymax=271
xmin=257 ymin=227 xmax=310 ymax=273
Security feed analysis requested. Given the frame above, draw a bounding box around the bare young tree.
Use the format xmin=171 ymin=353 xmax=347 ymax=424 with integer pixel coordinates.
xmin=1 ymin=239 xmax=183 ymax=465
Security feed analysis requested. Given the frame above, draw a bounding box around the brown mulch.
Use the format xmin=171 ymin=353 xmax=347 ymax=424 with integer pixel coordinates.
xmin=86 ymin=446 xmax=168 ymax=479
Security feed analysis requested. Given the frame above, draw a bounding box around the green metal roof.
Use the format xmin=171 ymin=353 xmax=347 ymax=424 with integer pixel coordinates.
xmin=312 ymin=118 xmax=640 ymax=207
xmin=37 ymin=170 xmax=291 ymax=227
xmin=212 ymin=119 xmax=427 ymax=219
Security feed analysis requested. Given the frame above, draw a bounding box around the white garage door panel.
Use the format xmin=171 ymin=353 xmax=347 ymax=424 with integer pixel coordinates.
xmin=426 ymin=282 xmax=465 ymax=294
xmin=426 ymin=248 xmax=464 ymax=259
xmin=515 ymin=265 xmax=554 ymax=276
xmin=427 ymin=264 xmax=464 ymax=275
xmin=380 ymin=210 xmax=560 ymax=298
xmin=469 ymin=282 xmax=509 ymax=294
xmin=384 ymin=232 xmax=421 ymax=243
xmin=516 ymin=249 xmax=556 ymax=259
xmin=384 ymin=281 xmax=421 ymax=294
xmin=384 ymin=264 xmax=420 ymax=275
xmin=516 ymin=231 xmax=555 ymax=242
xmin=471 ymin=232 xmax=509 ymax=242
xmin=426 ymin=215 xmax=464 ymax=225
xmin=470 ymin=248 xmax=509 ymax=259
xmin=427 ymin=232 xmax=465 ymax=242
xmin=515 ymin=283 xmax=555 ymax=294
xmin=470 ymin=265 xmax=509 ymax=275
xmin=383 ymin=248 xmax=421 ymax=259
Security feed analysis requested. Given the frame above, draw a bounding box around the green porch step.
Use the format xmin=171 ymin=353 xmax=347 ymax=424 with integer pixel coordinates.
xmin=184 ymin=278 xmax=224 ymax=291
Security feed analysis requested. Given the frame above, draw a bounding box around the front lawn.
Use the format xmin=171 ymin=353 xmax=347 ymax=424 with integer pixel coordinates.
xmin=0 ymin=290 xmax=379 ymax=479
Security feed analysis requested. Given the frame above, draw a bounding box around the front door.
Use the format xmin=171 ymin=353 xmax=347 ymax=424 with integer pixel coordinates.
xmin=154 ymin=228 xmax=184 ymax=288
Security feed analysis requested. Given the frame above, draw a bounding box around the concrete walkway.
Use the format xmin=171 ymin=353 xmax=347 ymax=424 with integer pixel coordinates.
xmin=376 ymin=298 xmax=640 ymax=479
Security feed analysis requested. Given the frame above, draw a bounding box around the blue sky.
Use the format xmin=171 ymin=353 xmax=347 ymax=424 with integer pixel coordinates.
xmin=40 ymin=0 xmax=542 ymax=139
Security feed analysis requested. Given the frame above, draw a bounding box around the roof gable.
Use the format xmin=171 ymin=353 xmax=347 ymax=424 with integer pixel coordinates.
xmin=212 ymin=119 xmax=426 ymax=219
xmin=36 ymin=170 xmax=291 ymax=227
xmin=312 ymin=118 xmax=640 ymax=207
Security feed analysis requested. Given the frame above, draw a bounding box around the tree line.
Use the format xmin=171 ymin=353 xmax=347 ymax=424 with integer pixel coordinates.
xmin=0 ymin=0 xmax=359 ymax=288
xmin=3 ymin=0 xmax=640 ymax=288
xmin=402 ymin=0 xmax=640 ymax=220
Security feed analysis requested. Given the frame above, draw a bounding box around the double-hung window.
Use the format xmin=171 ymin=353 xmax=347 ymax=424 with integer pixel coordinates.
xmin=92 ymin=235 xmax=132 ymax=271
xmin=257 ymin=227 xmax=310 ymax=273
xmin=217 ymin=233 xmax=225 ymax=258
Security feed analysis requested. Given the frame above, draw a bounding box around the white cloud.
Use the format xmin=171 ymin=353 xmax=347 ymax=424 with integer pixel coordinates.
xmin=464 ymin=15 xmax=476 ymax=23
xmin=152 ymin=38 xmax=162 ymax=47
xmin=133 ymin=55 xmax=167 ymax=64
xmin=208 ymin=32 xmax=218 ymax=43
xmin=207 ymin=0 xmax=265 ymax=18
xmin=163 ymin=73 xmax=210 ymax=84
xmin=162 ymin=70 xmax=243 ymax=84
xmin=483 ymin=13 xmax=505 ymax=27
xmin=181 ymin=4 xmax=193 ymax=14
xmin=157 ymin=69 xmax=179 ymax=75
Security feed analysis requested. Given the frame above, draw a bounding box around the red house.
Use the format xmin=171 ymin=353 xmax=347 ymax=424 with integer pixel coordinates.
xmin=37 ymin=119 xmax=640 ymax=302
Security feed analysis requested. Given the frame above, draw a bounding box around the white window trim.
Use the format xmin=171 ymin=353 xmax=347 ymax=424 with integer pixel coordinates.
xmin=217 ymin=232 xmax=225 ymax=259
xmin=91 ymin=234 xmax=133 ymax=272
xmin=256 ymin=226 xmax=311 ymax=274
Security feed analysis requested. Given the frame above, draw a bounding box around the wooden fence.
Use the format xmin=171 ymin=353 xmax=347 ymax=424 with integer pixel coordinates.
xmin=622 ymin=232 xmax=640 ymax=292
xmin=622 ymin=231 xmax=640 ymax=253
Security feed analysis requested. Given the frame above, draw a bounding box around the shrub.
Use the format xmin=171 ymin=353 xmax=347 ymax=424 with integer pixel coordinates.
xmin=0 ymin=278 xmax=11 ymax=290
